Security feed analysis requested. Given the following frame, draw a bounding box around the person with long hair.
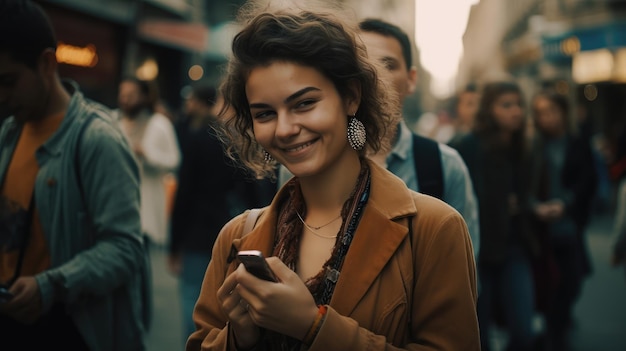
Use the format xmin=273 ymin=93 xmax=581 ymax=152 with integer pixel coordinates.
xmin=186 ymin=1 xmax=479 ymax=350
xmin=530 ymin=90 xmax=597 ymax=351
xmin=448 ymin=83 xmax=480 ymax=148
xmin=453 ymin=81 xmax=539 ymax=351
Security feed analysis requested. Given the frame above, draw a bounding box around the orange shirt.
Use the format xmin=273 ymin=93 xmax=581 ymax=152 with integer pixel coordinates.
xmin=0 ymin=113 xmax=64 ymax=283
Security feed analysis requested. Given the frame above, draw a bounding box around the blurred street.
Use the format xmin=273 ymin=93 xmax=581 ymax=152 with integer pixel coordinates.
xmin=145 ymin=246 xmax=184 ymax=351
xmin=567 ymin=212 xmax=626 ymax=351
xmin=145 ymin=211 xmax=626 ymax=351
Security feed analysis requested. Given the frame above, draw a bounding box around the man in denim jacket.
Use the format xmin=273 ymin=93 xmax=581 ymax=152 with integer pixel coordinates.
xmin=0 ymin=1 xmax=148 ymax=349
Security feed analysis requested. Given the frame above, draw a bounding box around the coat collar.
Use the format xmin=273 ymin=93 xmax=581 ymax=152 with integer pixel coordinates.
xmin=233 ymin=159 xmax=417 ymax=315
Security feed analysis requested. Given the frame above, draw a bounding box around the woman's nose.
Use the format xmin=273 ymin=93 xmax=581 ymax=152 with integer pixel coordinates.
xmin=274 ymin=112 xmax=300 ymax=138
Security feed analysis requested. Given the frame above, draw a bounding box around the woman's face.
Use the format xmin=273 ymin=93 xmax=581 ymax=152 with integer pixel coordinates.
xmin=246 ymin=61 xmax=358 ymax=178
xmin=491 ymin=92 xmax=525 ymax=134
xmin=457 ymin=91 xmax=479 ymax=126
xmin=533 ymin=96 xmax=565 ymax=137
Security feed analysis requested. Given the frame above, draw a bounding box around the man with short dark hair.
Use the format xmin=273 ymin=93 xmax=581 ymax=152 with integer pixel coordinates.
xmin=0 ymin=1 xmax=148 ymax=349
xmin=358 ymin=18 xmax=480 ymax=261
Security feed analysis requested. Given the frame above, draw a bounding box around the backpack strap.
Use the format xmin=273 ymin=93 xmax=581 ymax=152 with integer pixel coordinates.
xmin=412 ymin=133 xmax=444 ymax=199
xmin=243 ymin=208 xmax=263 ymax=235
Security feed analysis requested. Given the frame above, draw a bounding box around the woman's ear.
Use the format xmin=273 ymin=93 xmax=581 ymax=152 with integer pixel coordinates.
xmin=345 ymin=80 xmax=362 ymax=115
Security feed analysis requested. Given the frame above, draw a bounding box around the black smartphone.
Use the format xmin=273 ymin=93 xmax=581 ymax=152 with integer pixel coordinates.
xmin=237 ymin=250 xmax=279 ymax=282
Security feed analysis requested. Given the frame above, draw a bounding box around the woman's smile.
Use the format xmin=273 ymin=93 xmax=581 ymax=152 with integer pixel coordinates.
xmin=282 ymin=139 xmax=318 ymax=154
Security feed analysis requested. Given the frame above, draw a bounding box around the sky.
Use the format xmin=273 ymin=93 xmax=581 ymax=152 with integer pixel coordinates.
xmin=415 ymin=0 xmax=479 ymax=99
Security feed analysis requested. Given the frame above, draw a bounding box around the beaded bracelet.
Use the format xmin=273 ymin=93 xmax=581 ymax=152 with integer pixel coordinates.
xmin=303 ymin=305 xmax=328 ymax=346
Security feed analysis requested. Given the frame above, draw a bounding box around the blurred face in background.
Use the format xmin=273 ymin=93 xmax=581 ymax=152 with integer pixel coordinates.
xmin=532 ymin=95 xmax=565 ymax=137
xmin=118 ymin=80 xmax=146 ymax=117
xmin=184 ymin=93 xmax=215 ymax=120
xmin=456 ymin=90 xmax=479 ymax=126
xmin=491 ymin=92 xmax=525 ymax=134
xmin=183 ymin=94 xmax=202 ymax=117
xmin=359 ymin=31 xmax=416 ymax=108
xmin=0 ymin=51 xmax=51 ymax=123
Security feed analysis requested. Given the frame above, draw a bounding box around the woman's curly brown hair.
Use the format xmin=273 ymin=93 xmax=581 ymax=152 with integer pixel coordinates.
xmin=216 ymin=2 xmax=399 ymax=180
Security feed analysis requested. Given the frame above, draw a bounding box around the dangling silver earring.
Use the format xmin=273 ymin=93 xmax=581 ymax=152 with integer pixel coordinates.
xmin=263 ymin=150 xmax=274 ymax=162
xmin=347 ymin=115 xmax=366 ymax=151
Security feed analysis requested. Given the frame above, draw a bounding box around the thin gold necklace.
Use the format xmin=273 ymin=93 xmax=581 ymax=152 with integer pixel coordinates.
xmin=295 ymin=210 xmax=341 ymax=239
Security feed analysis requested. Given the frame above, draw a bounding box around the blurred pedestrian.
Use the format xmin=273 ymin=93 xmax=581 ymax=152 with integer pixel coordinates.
xmin=575 ymin=102 xmax=612 ymax=213
xmin=610 ymin=120 xmax=626 ymax=278
xmin=0 ymin=0 xmax=148 ymax=349
xmin=529 ymin=89 xmax=598 ymax=351
xmin=356 ymin=17 xmax=480 ymax=263
xmin=448 ymin=83 xmax=480 ymax=148
xmin=187 ymin=2 xmax=479 ymax=350
xmin=453 ymin=81 xmax=540 ymax=351
xmin=115 ymin=76 xmax=181 ymax=247
xmin=168 ymin=83 xmax=273 ymax=343
xmin=173 ymin=85 xmax=214 ymax=160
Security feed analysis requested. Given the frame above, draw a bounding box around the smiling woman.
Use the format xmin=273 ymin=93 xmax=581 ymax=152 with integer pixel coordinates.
xmin=217 ymin=3 xmax=396 ymax=181
xmin=247 ymin=62 xmax=359 ymax=179
xmin=186 ymin=1 xmax=480 ymax=350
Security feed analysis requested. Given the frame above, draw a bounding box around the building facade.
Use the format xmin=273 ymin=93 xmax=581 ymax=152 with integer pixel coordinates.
xmin=40 ymin=0 xmax=428 ymax=118
xmin=458 ymin=0 xmax=626 ymax=137
xmin=40 ymin=0 xmax=209 ymax=111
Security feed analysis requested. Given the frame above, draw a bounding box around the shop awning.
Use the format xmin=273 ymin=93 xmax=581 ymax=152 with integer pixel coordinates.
xmin=138 ymin=20 xmax=209 ymax=53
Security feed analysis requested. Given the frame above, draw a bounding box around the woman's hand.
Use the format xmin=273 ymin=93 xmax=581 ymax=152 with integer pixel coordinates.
xmin=217 ymin=270 xmax=261 ymax=349
xmin=236 ymin=257 xmax=320 ymax=341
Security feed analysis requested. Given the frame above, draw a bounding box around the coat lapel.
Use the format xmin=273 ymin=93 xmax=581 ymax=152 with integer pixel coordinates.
xmin=329 ymin=204 xmax=409 ymax=316
xmin=329 ymin=160 xmax=416 ymax=316
xmin=230 ymin=160 xmax=417 ymax=317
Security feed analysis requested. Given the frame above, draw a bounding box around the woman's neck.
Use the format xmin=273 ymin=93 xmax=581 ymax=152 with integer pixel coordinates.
xmin=298 ymin=151 xmax=361 ymax=213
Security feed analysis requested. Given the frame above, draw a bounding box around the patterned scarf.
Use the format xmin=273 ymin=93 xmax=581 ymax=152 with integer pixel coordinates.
xmin=264 ymin=159 xmax=371 ymax=350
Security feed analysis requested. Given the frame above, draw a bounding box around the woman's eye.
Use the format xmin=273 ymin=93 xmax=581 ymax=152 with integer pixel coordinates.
xmin=295 ymin=99 xmax=316 ymax=110
xmin=253 ymin=110 xmax=275 ymax=119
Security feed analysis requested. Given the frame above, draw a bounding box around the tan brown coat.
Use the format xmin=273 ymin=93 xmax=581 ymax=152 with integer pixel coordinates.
xmin=187 ymin=160 xmax=479 ymax=350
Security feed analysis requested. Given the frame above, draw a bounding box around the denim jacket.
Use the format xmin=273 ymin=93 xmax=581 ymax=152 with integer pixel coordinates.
xmin=0 ymin=82 xmax=147 ymax=350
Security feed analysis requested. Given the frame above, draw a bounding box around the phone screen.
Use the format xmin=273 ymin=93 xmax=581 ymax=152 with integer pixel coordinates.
xmin=237 ymin=250 xmax=278 ymax=282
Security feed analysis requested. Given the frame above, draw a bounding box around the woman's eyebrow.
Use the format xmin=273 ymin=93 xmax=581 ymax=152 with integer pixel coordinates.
xmin=249 ymin=86 xmax=321 ymax=109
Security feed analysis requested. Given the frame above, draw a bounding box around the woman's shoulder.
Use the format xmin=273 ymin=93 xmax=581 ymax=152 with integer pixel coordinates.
xmin=408 ymin=191 xmax=469 ymax=243
xmin=405 ymin=192 xmax=474 ymax=277
xmin=411 ymin=191 xmax=461 ymax=222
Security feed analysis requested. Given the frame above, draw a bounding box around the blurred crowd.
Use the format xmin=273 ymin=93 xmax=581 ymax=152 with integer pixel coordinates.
xmin=1 ymin=1 xmax=625 ymax=351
